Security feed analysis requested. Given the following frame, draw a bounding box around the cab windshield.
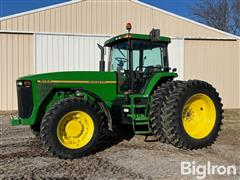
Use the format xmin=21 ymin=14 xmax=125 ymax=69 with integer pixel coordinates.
xmin=109 ymin=40 xmax=169 ymax=72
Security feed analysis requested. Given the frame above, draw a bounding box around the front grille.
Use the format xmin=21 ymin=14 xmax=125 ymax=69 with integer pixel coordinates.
xmin=17 ymin=82 xmax=34 ymax=118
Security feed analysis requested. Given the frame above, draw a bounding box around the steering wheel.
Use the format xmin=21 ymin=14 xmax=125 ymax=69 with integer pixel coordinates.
xmin=135 ymin=66 xmax=148 ymax=71
xmin=115 ymin=57 xmax=128 ymax=63
xmin=115 ymin=57 xmax=128 ymax=68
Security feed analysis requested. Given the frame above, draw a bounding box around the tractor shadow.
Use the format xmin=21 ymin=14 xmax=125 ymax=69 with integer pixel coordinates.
xmin=97 ymin=125 xmax=136 ymax=152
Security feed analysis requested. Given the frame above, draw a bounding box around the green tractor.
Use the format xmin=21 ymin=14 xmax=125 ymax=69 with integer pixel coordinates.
xmin=11 ymin=24 xmax=223 ymax=159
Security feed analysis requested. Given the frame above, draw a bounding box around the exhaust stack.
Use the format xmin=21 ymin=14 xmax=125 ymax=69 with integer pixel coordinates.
xmin=97 ymin=44 xmax=105 ymax=71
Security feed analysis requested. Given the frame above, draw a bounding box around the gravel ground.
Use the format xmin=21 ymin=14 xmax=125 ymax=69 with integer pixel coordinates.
xmin=0 ymin=110 xmax=239 ymax=180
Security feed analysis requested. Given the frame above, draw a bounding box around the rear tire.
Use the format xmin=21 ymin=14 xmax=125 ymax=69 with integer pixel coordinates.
xmin=40 ymin=97 xmax=104 ymax=159
xmin=149 ymin=81 xmax=183 ymax=142
xmin=161 ymin=80 xmax=223 ymax=149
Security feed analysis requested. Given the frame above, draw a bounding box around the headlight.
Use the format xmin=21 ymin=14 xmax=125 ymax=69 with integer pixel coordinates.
xmin=17 ymin=80 xmax=31 ymax=87
xmin=17 ymin=81 xmax=23 ymax=86
xmin=23 ymin=81 xmax=31 ymax=87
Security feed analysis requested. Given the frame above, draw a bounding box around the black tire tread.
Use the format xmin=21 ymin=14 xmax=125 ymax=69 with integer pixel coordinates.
xmin=149 ymin=80 xmax=184 ymax=142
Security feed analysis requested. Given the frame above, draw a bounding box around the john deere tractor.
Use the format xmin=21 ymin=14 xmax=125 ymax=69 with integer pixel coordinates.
xmin=11 ymin=24 xmax=223 ymax=159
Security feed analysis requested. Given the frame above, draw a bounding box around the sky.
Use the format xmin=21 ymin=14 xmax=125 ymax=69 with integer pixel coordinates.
xmin=0 ymin=0 xmax=69 ymax=17
xmin=0 ymin=0 xmax=197 ymax=19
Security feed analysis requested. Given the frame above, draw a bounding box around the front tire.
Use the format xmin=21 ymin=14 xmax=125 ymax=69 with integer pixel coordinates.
xmin=161 ymin=80 xmax=223 ymax=149
xmin=40 ymin=97 xmax=103 ymax=159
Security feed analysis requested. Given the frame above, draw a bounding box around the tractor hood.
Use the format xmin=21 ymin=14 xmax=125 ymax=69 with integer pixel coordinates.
xmin=18 ymin=71 xmax=116 ymax=82
xmin=18 ymin=71 xmax=117 ymax=107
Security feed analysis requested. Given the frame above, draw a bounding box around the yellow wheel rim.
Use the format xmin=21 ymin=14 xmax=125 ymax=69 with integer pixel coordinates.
xmin=57 ymin=111 xmax=94 ymax=149
xmin=182 ymin=93 xmax=216 ymax=139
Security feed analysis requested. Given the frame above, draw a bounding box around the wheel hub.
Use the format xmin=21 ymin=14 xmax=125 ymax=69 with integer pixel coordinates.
xmin=65 ymin=120 xmax=83 ymax=138
xmin=183 ymin=107 xmax=195 ymax=121
xmin=182 ymin=93 xmax=216 ymax=139
xmin=57 ymin=111 xmax=94 ymax=149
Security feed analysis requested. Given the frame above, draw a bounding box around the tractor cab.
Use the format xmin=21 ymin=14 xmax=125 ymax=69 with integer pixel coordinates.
xmin=101 ymin=24 xmax=176 ymax=132
xmin=103 ymin=24 xmax=172 ymax=94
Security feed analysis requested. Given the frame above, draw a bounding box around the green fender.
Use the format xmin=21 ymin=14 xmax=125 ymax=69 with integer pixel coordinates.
xmin=143 ymin=72 xmax=178 ymax=96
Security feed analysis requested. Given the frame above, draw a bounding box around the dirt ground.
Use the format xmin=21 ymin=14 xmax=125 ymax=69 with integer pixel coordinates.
xmin=0 ymin=110 xmax=239 ymax=180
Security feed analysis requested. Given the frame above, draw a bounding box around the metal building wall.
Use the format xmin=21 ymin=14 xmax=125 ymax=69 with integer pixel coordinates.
xmin=0 ymin=0 xmax=234 ymax=38
xmin=35 ymin=33 xmax=110 ymax=73
xmin=168 ymin=39 xmax=184 ymax=79
xmin=0 ymin=33 xmax=33 ymax=110
xmin=184 ymin=40 xmax=240 ymax=108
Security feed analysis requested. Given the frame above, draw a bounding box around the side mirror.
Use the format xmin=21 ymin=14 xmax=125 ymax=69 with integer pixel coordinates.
xmin=172 ymin=68 xmax=177 ymax=72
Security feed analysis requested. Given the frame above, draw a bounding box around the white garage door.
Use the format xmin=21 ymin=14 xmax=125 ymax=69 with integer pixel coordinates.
xmin=35 ymin=33 xmax=110 ymax=73
xmin=35 ymin=34 xmax=184 ymax=79
xmin=168 ymin=38 xmax=184 ymax=79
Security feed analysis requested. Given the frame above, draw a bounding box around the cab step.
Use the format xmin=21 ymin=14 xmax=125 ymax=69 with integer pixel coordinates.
xmin=132 ymin=115 xmax=151 ymax=134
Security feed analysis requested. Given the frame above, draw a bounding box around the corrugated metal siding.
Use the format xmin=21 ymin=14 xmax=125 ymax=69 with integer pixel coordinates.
xmin=0 ymin=33 xmax=33 ymax=110
xmin=35 ymin=34 xmax=110 ymax=73
xmin=184 ymin=40 xmax=240 ymax=108
xmin=0 ymin=0 xmax=232 ymax=38
xmin=168 ymin=39 xmax=184 ymax=79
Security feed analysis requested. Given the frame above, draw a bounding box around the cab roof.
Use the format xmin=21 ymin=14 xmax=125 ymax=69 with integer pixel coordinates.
xmin=104 ymin=33 xmax=171 ymax=47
